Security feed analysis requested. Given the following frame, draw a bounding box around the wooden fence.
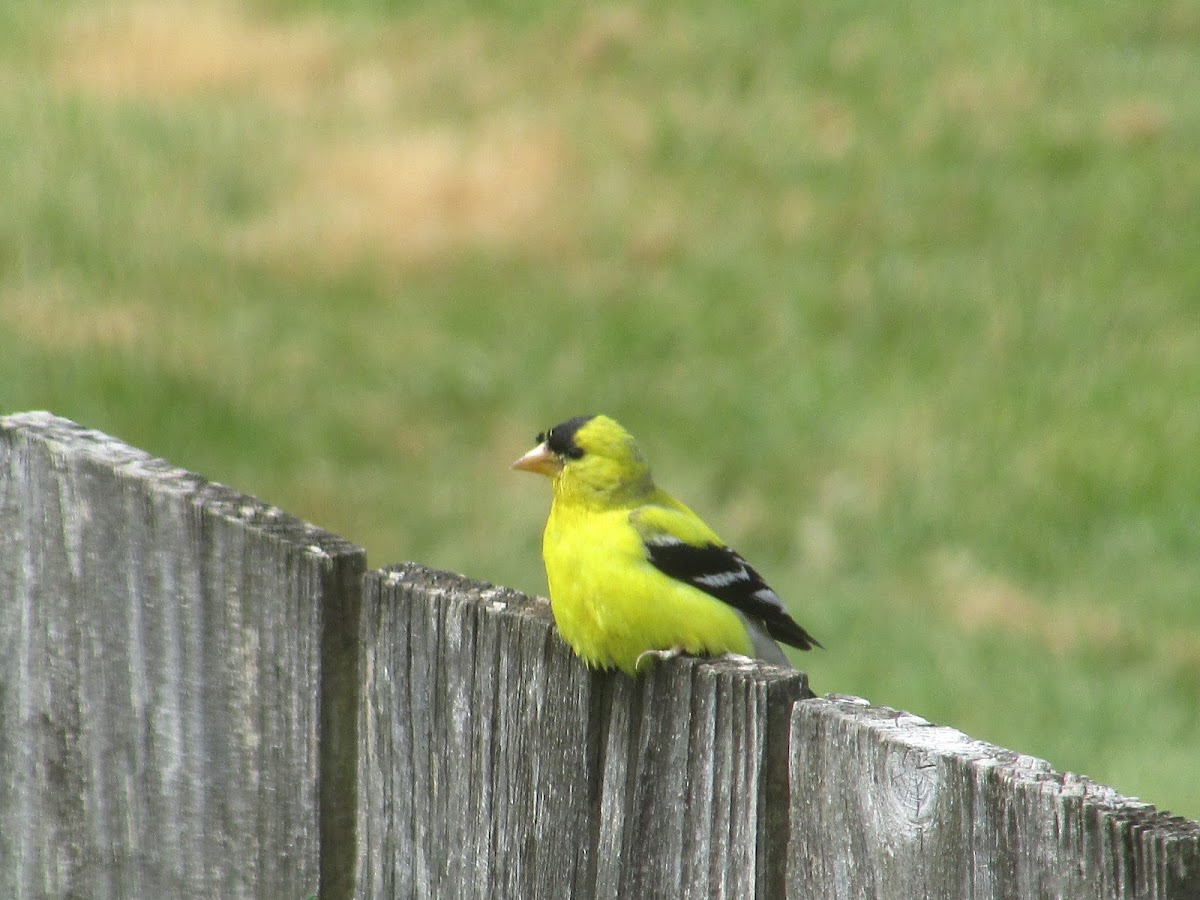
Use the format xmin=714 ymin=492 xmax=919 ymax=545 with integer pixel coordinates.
xmin=1 ymin=411 xmax=1196 ymax=899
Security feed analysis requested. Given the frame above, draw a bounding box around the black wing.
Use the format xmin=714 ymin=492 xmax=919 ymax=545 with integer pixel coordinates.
xmin=642 ymin=535 xmax=821 ymax=651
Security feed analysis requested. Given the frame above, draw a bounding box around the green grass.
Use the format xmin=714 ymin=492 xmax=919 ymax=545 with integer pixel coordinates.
xmin=3 ymin=0 xmax=1198 ymax=820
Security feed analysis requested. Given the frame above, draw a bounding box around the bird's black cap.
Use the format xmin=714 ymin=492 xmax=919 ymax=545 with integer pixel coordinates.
xmin=538 ymin=415 xmax=596 ymax=460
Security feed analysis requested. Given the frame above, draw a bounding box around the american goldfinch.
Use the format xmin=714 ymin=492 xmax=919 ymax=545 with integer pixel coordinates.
xmin=512 ymin=414 xmax=820 ymax=675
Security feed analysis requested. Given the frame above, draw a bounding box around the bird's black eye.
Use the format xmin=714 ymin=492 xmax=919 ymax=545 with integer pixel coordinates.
xmin=564 ymin=445 xmax=585 ymax=460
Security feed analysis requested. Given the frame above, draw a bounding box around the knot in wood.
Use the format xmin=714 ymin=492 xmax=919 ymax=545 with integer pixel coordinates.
xmin=879 ymin=746 xmax=940 ymax=838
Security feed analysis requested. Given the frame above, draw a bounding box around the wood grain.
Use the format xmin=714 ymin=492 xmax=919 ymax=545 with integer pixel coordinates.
xmin=4 ymin=412 xmax=1197 ymax=899
xmin=0 ymin=412 xmax=365 ymax=899
xmin=355 ymin=562 xmax=813 ymax=899
xmin=788 ymin=697 xmax=1200 ymax=899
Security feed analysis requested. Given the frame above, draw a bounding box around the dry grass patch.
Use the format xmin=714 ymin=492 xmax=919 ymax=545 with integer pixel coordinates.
xmin=54 ymin=1 xmax=339 ymax=106
xmin=0 ymin=280 xmax=257 ymax=398
xmin=807 ymin=96 xmax=858 ymax=160
xmin=0 ymin=280 xmax=163 ymax=351
xmin=1164 ymin=633 xmax=1200 ymax=672
xmin=1102 ymin=97 xmax=1170 ymax=145
xmin=908 ymin=63 xmax=1036 ymax=151
xmin=568 ymin=6 xmax=645 ymax=73
xmin=233 ymin=124 xmax=572 ymax=269
xmin=930 ymin=548 xmax=1131 ymax=654
xmin=50 ymin=2 xmax=585 ymax=269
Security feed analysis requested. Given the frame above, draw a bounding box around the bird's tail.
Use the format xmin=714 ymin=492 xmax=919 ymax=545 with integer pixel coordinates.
xmin=737 ymin=612 xmax=794 ymax=669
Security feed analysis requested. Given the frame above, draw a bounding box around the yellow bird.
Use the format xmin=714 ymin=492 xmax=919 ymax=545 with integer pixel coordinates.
xmin=512 ymin=414 xmax=820 ymax=675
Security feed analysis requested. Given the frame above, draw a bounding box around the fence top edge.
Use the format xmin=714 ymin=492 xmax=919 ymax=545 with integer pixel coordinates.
xmin=4 ymin=409 xmax=155 ymax=467
xmin=370 ymin=560 xmax=549 ymax=618
xmin=2 ymin=410 xmax=364 ymax=563
xmin=367 ymin=561 xmax=815 ymax=694
xmin=795 ymin=694 xmax=1200 ymax=835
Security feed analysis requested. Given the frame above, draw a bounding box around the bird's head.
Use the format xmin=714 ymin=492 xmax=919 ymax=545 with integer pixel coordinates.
xmin=511 ymin=414 xmax=653 ymax=504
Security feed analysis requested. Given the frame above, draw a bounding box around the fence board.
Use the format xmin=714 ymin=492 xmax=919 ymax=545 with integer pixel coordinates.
xmin=788 ymin=697 xmax=1200 ymax=899
xmin=355 ymin=563 xmax=813 ymax=899
xmin=3 ymin=412 xmax=1197 ymax=900
xmin=0 ymin=412 xmax=365 ymax=900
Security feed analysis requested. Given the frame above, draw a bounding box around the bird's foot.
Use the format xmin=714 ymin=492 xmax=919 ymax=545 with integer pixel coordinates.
xmin=636 ymin=646 xmax=685 ymax=670
xmin=718 ymin=652 xmax=755 ymax=665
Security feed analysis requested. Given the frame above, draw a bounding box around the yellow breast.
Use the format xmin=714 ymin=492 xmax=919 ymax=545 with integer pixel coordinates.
xmin=542 ymin=499 xmax=753 ymax=674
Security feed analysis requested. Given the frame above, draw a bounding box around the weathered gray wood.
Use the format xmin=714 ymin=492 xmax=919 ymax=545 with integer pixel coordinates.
xmin=0 ymin=412 xmax=365 ymax=900
xmin=788 ymin=697 xmax=1200 ymax=899
xmin=355 ymin=563 xmax=813 ymax=900
xmin=6 ymin=412 xmax=1197 ymax=900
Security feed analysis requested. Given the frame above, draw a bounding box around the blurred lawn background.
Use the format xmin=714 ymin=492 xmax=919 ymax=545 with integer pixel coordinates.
xmin=2 ymin=0 xmax=1197 ymax=819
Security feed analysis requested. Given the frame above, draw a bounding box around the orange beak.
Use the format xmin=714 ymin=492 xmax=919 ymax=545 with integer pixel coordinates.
xmin=511 ymin=441 xmax=561 ymax=476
